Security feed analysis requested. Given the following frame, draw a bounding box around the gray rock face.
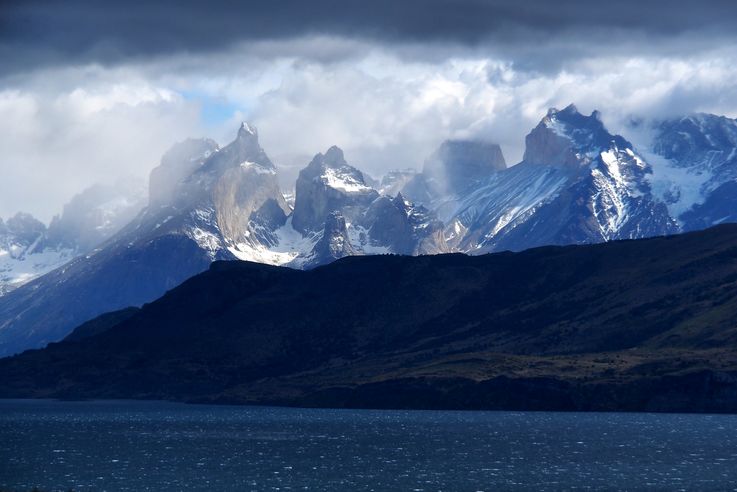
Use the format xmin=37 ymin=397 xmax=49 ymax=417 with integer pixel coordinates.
xmin=424 ymin=139 xmax=506 ymax=195
xmin=302 ymin=211 xmax=357 ymax=269
xmin=1 ymin=213 xmax=45 ymax=248
xmin=362 ymin=193 xmax=448 ymax=255
xmin=153 ymin=123 xmax=291 ymax=255
xmin=209 ymin=137 xmax=290 ymax=251
xmin=401 ymin=139 xmax=506 ymax=205
xmin=523 ymin=104 xmax=629 ymax=169
xmin=292 ymin=146 xmax=378 ymax=234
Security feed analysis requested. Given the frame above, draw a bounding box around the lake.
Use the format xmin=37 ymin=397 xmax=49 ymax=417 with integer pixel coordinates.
xmin=2 ymin=399 xmax=737 ymax=491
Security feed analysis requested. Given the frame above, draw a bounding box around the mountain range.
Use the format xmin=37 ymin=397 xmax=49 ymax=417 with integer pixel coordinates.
xmin=1 ymin=104 xmax=737 ymax=356
xmin=3 ymin=224 xmax=737 ymax=413
xmin=0 ymin=179 xmax=145 ymax=295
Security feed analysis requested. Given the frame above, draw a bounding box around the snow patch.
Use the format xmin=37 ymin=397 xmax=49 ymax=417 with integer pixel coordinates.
xmin=229 ymin=217 xmax=317 ymax=266
xmin=346 ymin=224 xmax=391 ymax=255
xmin=0 ymin=246 xmax=76 ymax=296
xmin=641 ymin=149 xmax=713 ymax=221
xmin=240 ymin=161 xmax=276 ymax=175
xmin=321 ymin=168 xmax=372 ymax=193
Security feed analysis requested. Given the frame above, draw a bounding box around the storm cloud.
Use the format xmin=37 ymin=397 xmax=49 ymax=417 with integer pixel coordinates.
xmin=3 ymin=0 xmax=737 ymax=75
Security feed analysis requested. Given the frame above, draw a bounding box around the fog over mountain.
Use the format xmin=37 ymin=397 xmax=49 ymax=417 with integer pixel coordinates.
xmin=3 ymin=1 xmax=737 ymax=221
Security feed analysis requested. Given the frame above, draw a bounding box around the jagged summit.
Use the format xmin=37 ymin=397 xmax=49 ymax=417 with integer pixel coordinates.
xmin=393 ymin=192 xmax=408 ymax=208
xmin=194 ymin=122 xmax=275 ymax=186
xmin=300 ymin=211 xmax=357 ymax=269
xmin=524 ymin=104 xmax=630 ymax=168
xmin=238 ymin=121 xmax=257 ymax=137
xmin=292 ymin=146 xmax=378 ymax=233
xmin=323 ymin=145 xmax=345 ymax=163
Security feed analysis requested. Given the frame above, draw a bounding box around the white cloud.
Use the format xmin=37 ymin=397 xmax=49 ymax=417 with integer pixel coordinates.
xmin=0 ymin=83 xmax=203 ymax=222
xmin=3 ymin=38 xmax=737 ymax=220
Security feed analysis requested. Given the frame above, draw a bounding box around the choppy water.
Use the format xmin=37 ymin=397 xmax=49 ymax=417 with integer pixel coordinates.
xmin=2 ymin=400 xmax=737 ymax=491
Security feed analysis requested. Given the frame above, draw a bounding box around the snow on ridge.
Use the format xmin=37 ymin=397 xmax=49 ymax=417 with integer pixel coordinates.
xmin=346 ymin=223 xmax=391 ymax=255
xmin=240 ymin=160 xmax=276 ymax=175
xmin=640 ymin=148 xmax=713 ymax=221
xmin=321 ymin=167 xmax=372 ymax=193
xmin=0 ymin=246 xmax=76 ymax=296
xmin=229 ymin=217 xmax=317 ymax=267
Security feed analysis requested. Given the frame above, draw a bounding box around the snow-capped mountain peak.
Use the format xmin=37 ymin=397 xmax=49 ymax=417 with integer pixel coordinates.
xmin=292 ymin=146 xmax=378 ymax=233
xmin=526 ymin=105 xmax=631 ymax=169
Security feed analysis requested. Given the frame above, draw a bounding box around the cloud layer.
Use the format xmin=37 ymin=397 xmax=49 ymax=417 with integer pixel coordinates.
xmin=3 ymin=1 xmax=737 ymax=220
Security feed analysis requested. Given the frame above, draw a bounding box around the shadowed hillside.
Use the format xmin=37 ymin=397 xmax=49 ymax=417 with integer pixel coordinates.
xmin=2 ymin=225 xmax=737 ymax=412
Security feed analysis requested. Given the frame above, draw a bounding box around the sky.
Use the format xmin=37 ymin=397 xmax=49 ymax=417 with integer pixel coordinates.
xmin=3 ymin=0 xmax=737 ymax=221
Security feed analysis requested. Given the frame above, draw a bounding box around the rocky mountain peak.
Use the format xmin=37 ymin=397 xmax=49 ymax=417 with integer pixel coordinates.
xmin=292 ymin=147 xmax=378 ymax=234
xmin=525 ymin=104 xmax=630 ymax=168
xmin=238 ymin=121 xmax=257 ymax=138
xmin=4 ymin=212 xmax=46 ymax=244
xmin=393 ymin=192 xmax=408 ymax=209
xmin=323 ymin=145 xmax=346 ymax=166
xmin=229 ymin=122 xmax=274 ymax=170
xmin=302 ymin=211 xmax=357 ymax=268
xmin=302 ymin=146 xmax=356 ymax=176
xmin=422 ymin=139 xmax=506 ymax=196
xmin=653 ymin=113 xmax=737 ymax=164
xmin=0 ymin=212 xmax=48 ymax=265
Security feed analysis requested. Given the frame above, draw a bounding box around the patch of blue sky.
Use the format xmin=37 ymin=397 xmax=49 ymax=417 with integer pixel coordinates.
xmin=181 ymin=90 xmax=243 ymax=127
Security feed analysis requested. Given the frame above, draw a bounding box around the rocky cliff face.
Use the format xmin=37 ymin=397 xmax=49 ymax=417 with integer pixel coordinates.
xmin=523 ymin=105 xmax=628 ymax=168
xmin=362 ymin=193 xmax=448 ymax=255
xmin=301 ymin=211 xmax=357 ymax=269
xmin=208 ymin=124 xmax=290 ymax=253
xmin=424 ymin=139 xmax=506 ymax=195
xmin=402 ymin=139 xmax=506 ymax=205
xmin=292 ymin=146 xmax=378 ymax=234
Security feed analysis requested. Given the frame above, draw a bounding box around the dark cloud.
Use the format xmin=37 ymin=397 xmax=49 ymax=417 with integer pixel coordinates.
xmin=2 ymin=0 xmax=737 ymax=76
